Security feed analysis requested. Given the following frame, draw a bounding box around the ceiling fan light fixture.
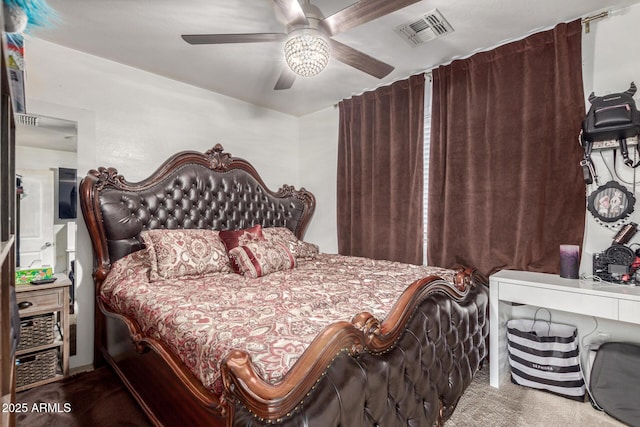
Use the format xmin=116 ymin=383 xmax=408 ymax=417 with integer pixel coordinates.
xmin=284 ymin=29 xmax=330 ymax=77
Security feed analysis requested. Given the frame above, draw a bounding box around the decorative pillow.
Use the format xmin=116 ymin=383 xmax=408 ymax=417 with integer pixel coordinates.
xmin=139 ymin=229 xmax=231 ymax=281
xmin=228 ymin=240 xmax=296 ymax=278
xmin=219 ymin=225 xmax=265 ymax=272
xmin=262 ymin=227 xmax=320 ymax=258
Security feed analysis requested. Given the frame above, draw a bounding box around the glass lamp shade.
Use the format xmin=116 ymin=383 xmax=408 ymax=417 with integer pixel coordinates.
xmin=284 ymin=31 xmax=330 ymax=77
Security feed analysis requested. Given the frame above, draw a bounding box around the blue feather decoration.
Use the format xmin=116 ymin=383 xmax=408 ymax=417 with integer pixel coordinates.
xmin=3 ymin=0 xmax=57 ymax=29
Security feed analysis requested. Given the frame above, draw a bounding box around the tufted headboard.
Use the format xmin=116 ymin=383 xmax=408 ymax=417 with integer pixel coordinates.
xmin=80 ymin=144 xmax=315 ymax=281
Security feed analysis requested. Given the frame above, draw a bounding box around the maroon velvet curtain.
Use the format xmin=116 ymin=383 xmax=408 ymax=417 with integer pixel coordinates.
xmin=427 ymin=20 xmax=586 ymax=276
xmin=337 ymin=74 xmax=424 ymax=265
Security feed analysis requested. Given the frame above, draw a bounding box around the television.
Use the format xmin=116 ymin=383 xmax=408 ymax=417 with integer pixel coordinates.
xmin=57 ymin=167 xmax=77 ymax=220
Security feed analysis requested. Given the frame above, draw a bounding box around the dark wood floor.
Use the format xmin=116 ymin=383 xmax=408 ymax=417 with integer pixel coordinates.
xmin=15 ymin=366 xmax=151 ymax=426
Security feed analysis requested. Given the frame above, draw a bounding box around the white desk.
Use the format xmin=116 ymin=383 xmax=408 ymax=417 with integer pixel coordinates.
xmin=489 ymin=270 xmax=640 ymax=388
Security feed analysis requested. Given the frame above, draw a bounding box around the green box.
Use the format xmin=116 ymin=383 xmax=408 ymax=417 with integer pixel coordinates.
xmin=15 ymin=267 xmax=53 ymax=285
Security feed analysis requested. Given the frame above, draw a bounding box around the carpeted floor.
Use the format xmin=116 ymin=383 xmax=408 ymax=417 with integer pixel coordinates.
xmin=15 ymin=366 xmax=627 ymax=426
xmin=445 ymin=368 xmax=626 ymax=427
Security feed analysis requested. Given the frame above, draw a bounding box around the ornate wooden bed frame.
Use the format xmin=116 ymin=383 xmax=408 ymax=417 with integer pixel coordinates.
xmin=80 ymin=145 xmax=489 ymax=426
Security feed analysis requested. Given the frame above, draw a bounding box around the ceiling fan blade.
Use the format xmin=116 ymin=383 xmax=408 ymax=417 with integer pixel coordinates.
xmin=274 ymin=67 xmax=296 ymax=90
xmin=321 ymin=0 xmax=421 ymax=36
xmin=330 ymin=39 xmax=394 ymax=79
xmin=273 ymin=0 xmax=308 ymax=26
xmin=181 ymin=33 xmax=286 ymax=45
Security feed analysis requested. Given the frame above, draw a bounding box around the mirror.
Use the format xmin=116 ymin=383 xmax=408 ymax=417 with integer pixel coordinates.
xmin=15 ymin=113 xmax=78 ymax=354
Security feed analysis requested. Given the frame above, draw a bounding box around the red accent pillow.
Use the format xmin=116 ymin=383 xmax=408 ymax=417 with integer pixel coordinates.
xmin=228 ymin=240 xmax=296 ymax=278
xmin=219 ymin=225 xmax=265 ymax=272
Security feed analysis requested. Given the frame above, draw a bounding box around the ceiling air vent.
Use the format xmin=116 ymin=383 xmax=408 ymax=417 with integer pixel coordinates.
xmin=394 ymin=9 xmax=453 ymax=47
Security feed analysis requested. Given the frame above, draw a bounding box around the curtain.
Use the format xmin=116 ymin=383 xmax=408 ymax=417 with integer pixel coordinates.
xmin=337 ymin=74 xmax=424 ymax=265
xmin=427 ymin=20 xmax=585 ymax=276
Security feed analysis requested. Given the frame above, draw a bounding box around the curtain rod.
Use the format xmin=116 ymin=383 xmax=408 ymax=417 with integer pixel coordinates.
xmin=333 ymin=14 xmax=606 ymax=108
xmin=582 ymin=11 xmax=609 ymax=33
xmin=333 ymin=71 xmax=430 ymax=108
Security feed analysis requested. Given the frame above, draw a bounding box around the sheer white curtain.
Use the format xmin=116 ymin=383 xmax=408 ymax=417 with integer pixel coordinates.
xmin=423 ymin=75 xmax=432 ymax=265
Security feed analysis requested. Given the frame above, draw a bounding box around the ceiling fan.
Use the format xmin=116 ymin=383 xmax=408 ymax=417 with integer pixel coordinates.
xmin=181 ymin=0 xmax=421 ymax=90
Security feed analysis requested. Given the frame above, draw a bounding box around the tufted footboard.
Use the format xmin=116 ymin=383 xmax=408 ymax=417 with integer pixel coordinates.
xmin=225 ymin=273 xmax=489 ymax=426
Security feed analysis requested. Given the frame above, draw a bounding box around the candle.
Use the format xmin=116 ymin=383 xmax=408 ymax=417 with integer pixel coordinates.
xmin=559 ymin=244 xmax=580 ymax=279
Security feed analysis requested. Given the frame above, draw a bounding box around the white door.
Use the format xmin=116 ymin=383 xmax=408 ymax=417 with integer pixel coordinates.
xmin=17 ymin=169 xmax=55 ymax=268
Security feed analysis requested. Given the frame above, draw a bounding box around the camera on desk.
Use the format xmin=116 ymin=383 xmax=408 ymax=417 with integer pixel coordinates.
xmin=592 ymin=223 xmax=640 ymax=284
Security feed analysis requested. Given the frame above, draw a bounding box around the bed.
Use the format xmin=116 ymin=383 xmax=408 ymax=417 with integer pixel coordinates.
xmin=80 ymin=144 xmax=489 ymax=426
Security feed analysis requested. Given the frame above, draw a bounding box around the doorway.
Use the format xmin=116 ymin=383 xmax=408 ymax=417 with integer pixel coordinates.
xmin=16 ymin=168 xmax=55 ymax=268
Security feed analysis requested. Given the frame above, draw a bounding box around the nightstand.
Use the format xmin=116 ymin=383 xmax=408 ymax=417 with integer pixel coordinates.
xmin=14 ymin=274 xmax=71 ymax=391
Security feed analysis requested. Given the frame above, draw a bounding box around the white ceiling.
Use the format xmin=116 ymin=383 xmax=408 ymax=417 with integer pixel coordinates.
xmin=28 ymin=0 xmax=640 ymax=117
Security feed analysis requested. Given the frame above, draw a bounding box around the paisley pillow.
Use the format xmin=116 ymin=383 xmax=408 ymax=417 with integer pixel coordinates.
xmin=140 ymin=229 xmax=231 ymax=281
xmin=262 ymin=227 xmax=320 ymax=258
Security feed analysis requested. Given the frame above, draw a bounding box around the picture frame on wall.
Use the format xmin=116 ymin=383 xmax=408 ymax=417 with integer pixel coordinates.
xmin=587 ymin=180 xmax=636 ymax=223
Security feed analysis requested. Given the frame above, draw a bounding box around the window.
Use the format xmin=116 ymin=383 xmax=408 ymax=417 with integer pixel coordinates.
xmin=423 ymin=75 xmax=432 ymax=265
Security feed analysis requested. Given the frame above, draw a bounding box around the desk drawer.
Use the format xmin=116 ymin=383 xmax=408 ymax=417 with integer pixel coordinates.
xmin=619 ymin=299 xmax=640 ymax=324
xmin=499 ymin=282 xmax=618 ymax=320
xmin=16 ymin=289 xmax=63 ymax=315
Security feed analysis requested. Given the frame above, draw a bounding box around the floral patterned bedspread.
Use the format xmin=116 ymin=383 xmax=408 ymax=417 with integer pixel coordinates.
xmin=101 ymin=250 xmax=456 ymax=395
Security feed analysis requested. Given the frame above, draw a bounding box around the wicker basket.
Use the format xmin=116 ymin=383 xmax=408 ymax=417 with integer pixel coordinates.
xmin=17 ymin=313 xmax=55 ymax=351
xmin=16 ymin=348 xmax=58 ymax=388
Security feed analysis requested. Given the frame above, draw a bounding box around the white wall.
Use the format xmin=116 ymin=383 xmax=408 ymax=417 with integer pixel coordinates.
xmin=16 ymin=145 xmax=76 ymax=170
xmin=25 ymin=37 xmax=299 ymax=184
xmin=570 ymin=5 xmax=640 ymax=357
xmin=23 ymin=37 xmax=300 ymax=369
xmin=298 ymin=106 xmax=339 ymax=253
xmin=580 ymin=4 xmax=640 ymax=273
